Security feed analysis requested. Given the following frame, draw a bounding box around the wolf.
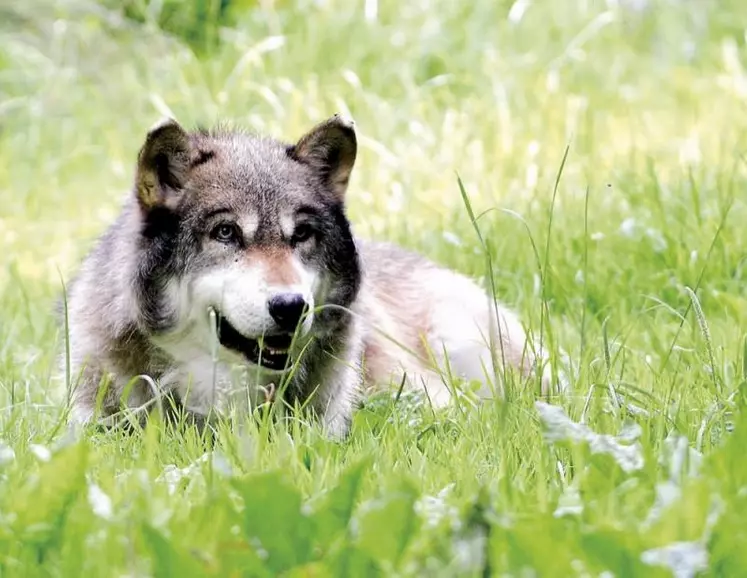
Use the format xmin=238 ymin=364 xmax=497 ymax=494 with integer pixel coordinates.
xmin=59 ymin=114 xmax=550 ymax=439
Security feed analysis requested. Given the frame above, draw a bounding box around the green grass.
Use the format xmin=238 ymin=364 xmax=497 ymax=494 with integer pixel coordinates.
xmin=3 ymin=0 xmax=747 ymax=574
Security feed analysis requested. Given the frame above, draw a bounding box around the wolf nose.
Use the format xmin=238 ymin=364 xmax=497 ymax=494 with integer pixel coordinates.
xmin=268 ymin=293 xmax=307 ymax=332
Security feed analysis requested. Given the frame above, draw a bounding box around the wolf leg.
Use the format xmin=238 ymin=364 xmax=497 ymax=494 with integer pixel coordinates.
xmin=311 ymin=360 xmax=361 ymax=440
xmin=67 ymin=364 xmax=161 ymax=428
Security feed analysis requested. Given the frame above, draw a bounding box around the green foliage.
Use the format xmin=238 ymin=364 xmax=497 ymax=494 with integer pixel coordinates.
xmin=110 ymin=0 xmax=261 ymax=55
xmin=2 ymin=0 xmax=747 ymax=574
xmin=143 ymin=524 xmax=210 ymax=577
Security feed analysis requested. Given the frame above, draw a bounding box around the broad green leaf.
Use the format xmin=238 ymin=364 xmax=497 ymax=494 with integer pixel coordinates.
xmin=581 ymin=529 xmax=659 ymax=576
xmin=212 ymin=538 xmax=273 ymax=578
xmin=328 ymin=545 xmax=381 ymax=578
xmin=231 ymin=472 xmax=315 ymax=573
xmin=313 ymin=456 xmax=372 ymax=546
xmin=142 ymin=524 xmax=208 ymax=578
xmin=355 ymin=481 xmax=420 ymax=569
xmin=490 ymin=516 xmax=580 ymax=576
xmin=13 ymin=441 xmax=88 ymax=555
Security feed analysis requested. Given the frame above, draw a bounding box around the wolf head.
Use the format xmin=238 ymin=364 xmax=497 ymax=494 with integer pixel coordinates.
xmin=131 ymin=115 xmax=361 ymax=374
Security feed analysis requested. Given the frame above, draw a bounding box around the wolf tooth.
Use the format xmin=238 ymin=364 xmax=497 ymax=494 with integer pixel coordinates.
xmin=59 ymin=115 xmax=550 ymax=438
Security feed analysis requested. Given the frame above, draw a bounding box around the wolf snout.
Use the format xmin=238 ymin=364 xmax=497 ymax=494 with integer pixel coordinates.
xmin=268 ymin=293 xmax=308 ymax=332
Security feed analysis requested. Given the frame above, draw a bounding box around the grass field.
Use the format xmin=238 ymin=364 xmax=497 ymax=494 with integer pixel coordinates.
xmin=2 ymin=0 xmax=747 ymax=575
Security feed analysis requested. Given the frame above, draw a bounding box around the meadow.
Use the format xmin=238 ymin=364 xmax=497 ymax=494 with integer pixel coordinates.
xmin=2 ymin=0 xmax=747 ymax=575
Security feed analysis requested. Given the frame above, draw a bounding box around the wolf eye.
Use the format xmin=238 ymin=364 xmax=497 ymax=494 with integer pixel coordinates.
xmin=211 ymin=223 xmax=238 ymax=244
xmin=291 ymin=223 xmax=315 ymax=244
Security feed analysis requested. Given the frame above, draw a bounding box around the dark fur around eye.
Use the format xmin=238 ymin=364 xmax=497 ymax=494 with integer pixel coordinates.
xmin=210 ymin=223 xmax=239 ymax=244
xmin=291 ymin=223 xmax=317 ymax=244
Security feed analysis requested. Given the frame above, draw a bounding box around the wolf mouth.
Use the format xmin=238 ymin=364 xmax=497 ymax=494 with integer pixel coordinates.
xmin=215 ymin=315 xmax=293 ymax=372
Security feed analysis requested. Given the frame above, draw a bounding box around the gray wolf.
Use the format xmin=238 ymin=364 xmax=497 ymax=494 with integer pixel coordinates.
xmin=59 ymin=114 xmax=550 ymax=439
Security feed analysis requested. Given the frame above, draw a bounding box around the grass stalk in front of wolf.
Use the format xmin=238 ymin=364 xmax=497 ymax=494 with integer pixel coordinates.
xmin=58 ymin=114 xmax=551 ymax=439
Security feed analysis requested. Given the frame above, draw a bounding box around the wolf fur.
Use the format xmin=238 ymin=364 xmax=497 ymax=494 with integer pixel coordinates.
xmin=59 ymin=115 xmax=549 ymax=439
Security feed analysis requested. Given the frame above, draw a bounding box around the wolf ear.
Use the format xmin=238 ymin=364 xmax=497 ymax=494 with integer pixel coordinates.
xmin=135 ymin=117 xmax=191 ymax=211
xmin=289 ymin=114 xmax=357 ymax=201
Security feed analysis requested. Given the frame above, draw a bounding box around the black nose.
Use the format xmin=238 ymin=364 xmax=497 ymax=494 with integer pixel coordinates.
xmin=267 ymin=293 xmax=307 ymax=332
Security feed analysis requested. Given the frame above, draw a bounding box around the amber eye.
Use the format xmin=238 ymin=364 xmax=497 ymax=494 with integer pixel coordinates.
xmin=211 ymin=223 xmax=238 ymax=244
xmin=291 ymin=223 xmax=315 ymax=244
